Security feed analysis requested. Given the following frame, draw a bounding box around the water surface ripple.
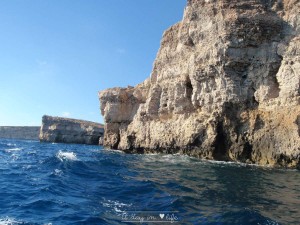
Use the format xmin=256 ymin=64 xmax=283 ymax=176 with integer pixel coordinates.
xmin=0 ymin=139 xmax=299 ymax=224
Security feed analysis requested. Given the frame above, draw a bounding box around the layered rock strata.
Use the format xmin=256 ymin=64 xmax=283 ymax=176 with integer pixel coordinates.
xmin=100 ymin=0 xmax=300 ymax=168
xmin=39 ymin=115 xmax=104 ymax=145
xmin=0 ymin=126 xmax=40 ymax=140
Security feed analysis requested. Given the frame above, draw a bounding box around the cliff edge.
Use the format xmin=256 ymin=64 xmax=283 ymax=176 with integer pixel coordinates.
xmin=99 ymin=0 xmax=300 ymax=168
xmin=39 ymin=115 xmax=104 ymax=145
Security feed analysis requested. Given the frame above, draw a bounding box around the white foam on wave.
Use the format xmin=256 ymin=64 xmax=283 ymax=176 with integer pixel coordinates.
xmin=53 ymin=169 xmax=63 ymax=176
xmin=0 ymin=217 xmax=23 ymax=225
xmin=22 ymin=140 xmax=39 ymax=143
xmin=6 ymin=143 xmax=16 ymax=147
xmin=142 ymin=154 xmax=192 ymax=164
xmin=104 ymin=149 xmax=124 ymax=154
xmin=198 ymin=159 xmax=275 ymax=169
xmin=162 ymin=154 xmax=192 ymax=162
xmin=150 ymin=155 xmax=294 ymax=171
xmin=56 ymin=150 xmax=77 ymax=161
xmin=202 ymin=159 xmax=241 ymax=165
xmin=102 ymin=199 xmax=132 ymax=213
xmin=5 ymin=148 xmax=23 ymax=152
xmin=22 ymin=165 xmax=33 ymax=170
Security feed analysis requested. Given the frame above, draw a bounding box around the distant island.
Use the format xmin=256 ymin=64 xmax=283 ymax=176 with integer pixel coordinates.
xmin=0 ymin=126 xmax=40 ymax=140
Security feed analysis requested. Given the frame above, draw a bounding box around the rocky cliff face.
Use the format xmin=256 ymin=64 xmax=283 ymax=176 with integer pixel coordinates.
xmin=0 ymin=126 xmax=40 ymax=140
xmin=39 ymin=115 xmax=104 ymax=145
xmin=99 ymin=0 xmax=300 ymax=168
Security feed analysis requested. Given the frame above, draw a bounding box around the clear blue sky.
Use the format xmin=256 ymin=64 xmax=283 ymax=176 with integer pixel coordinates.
xmin=0 ymin=0 xmax=186 ymax=126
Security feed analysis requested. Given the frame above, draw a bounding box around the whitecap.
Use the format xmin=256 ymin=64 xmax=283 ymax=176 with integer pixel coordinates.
xmin=24 ymin=140 xmax=38 ymax=143
xmin=6 ymin=143 xmax=16 ymax=147
xmin=53 ymin=169 xmax=63 ymax=176
xmin=31 ymin=177 xmax=41 ymax=182
xmin=102 ymin=199 xmax=132 ymax=213
xmin=144 ymin=153 xmax=160 ymax=156
xmin=142 ymin=154 xmax=192 ymax=164
xmin=198 ymin=159 xmax=274 ymax=169
xmin=104 ymin=149 xmax=124 ymax=154
xmin=22 ymin=165 xmax=33 ymax=170
xmin=0 ymin=217 xmax=23 ymax=225
xmin=56 ymin=150 xmax=77 ymax=161
xmin=114 ymin=207 xmax=124 ymax=213
xmin=5 ymin=148 xmax=23 ymax=152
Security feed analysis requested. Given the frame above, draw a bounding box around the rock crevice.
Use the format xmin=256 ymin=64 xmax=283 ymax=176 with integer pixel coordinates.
xmin=100 ymin=0 xmax=300 ymax=168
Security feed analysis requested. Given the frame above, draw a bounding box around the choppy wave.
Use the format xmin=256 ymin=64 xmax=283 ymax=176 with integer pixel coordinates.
xmin=198 ymin=158 xmax=278 ymax=170
xmin=52 ymin=169 xmax=63 ymax=176
xmin=142 ymin=153 xmax=193 ymax=164
xmin=6 ymin=143 xmax=16 ymax=147
xmin=0 ymin=217 xmax=23 ymax=225
xmin=102 ymin=199 xmax=132 ymax=213
xmin=103 ymin=149 xmax=124 ymax=154
xmin=56 ymin=150 xmax=77 ymax=161
xmin=5 ymin=147 xmax=23 ymax=152
xmin=142 ymin=152 xmax=279 ymax=169
xmin=22 ymin=140 xmax=39 ymax=143
xmin=0 ymin=138 xmax=299 ymax=224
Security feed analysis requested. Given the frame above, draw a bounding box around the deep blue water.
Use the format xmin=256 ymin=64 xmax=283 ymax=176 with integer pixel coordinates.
xmin=0 ymin=138 xmax=299 ymax=225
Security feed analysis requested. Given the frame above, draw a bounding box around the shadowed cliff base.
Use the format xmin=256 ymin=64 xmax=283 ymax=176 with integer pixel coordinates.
xmin=99 ymin=0 xmax=300 ymax=168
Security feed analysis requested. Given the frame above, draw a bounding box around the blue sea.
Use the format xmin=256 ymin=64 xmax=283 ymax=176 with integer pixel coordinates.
xmin=0 ymin=138 xmax=299 ymax=225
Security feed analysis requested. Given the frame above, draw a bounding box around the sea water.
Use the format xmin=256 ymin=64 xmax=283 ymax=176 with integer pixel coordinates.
xmin=0 ymin=138 xmax=299 ymax=225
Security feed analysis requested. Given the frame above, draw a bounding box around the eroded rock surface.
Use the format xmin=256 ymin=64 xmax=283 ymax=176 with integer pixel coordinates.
xmin=40 ymin=115 xmax=104 ymax=145
xmin=100 ymin=0 xmax=300 ymax=168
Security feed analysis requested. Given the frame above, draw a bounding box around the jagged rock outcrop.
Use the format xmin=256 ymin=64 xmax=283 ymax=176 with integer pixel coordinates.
xmin=39 ymin=115 xmax=104 ymax=145
xmin=100 ymin=0 xmax=300 ymax=168
xmin=0 ymin=126 xmax=40 ymax=140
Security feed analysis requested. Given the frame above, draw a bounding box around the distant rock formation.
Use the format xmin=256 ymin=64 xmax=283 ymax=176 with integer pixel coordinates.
xmin=0 ymin=126 xmax=40 ymax=140
xmin=39 ymin=115 xmax=104 ymax=145
xmin=100 ymin=0 xmax=300 ymax=168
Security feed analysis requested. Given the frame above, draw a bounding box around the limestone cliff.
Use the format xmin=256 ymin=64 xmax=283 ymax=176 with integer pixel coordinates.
xmin=99 ymin=0 xmax=300 ymax=168
xmin=39 ymin=115 xmax=104 ymax=145
xmin=0 ymin=126 xmax=40 ymax=140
